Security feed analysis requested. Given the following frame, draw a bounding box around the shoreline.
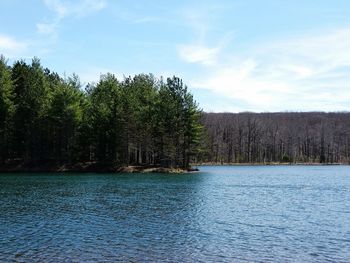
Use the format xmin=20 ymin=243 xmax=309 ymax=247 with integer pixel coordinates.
xmin=0 ymin=160 xmax=348 ymax=174
xmin=0 ymin=161 xmax=199 ymax=174
xmin=193 ymin=162 xmax=349 ymax=166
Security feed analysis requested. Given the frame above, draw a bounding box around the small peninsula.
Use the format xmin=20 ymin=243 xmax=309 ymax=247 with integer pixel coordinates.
xmin=0 ymin=57 xmax=202 ymax=173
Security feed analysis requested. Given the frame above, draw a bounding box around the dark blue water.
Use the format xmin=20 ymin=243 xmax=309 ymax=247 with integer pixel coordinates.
xmin=0 ymin=166 xmax=350 ymax=262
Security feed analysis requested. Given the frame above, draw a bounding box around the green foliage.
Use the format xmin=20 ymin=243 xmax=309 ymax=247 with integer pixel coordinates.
xmin=0 ymin=56 xmax=15 ymax=160
xmin=48 ymin=78 xmax=85 ymax=161
xmin=281 ymin=154 xmax=290 ymax=163
xmin=0 ymin=57 xmax=203 ymax=168
xmin=11 ymin=58 xmax=50 ymax=160
xmin=87 ymin=73 xmax=122 ymax=162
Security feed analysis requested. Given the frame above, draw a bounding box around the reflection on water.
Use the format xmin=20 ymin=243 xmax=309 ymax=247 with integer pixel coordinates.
xmin=1 ymin=166 xmax=350 ymax=262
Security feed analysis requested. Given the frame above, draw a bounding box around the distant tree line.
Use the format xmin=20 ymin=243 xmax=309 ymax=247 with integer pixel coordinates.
xmin=0 ymin=56 xmax=202 ymax=169
xmin=198 ymin=112 xmax=350 ymax=164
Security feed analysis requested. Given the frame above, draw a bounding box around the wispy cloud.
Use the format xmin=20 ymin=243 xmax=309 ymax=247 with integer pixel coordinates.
xmin=177 ymin=32 xmax=233 ymax=66
xmin=131 ymin=17 xmax=161 ymax=24
xmin=44 ymin=0 xmax=68 ymax=18
xmin=178 ymin=44 xmax=220 ymax=66
xmin=187 ymin=27 xmax=350 ymax=112
xmin=180 ymin=3 xmax=232 ymax=41
xmin=77 ymin=66 xmax=124 ymax=85
xmin=36 ymin=22 xmax=58 ymax=35
xmin=37 ymin=0 xmax=107 ymax=35
xmin=43 ymin=0 xmax=106 ymax=18
xmin=0 ymin=35 xmax=28 ymax=57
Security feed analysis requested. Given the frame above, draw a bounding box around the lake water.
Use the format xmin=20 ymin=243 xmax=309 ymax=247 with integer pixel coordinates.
xmin=0 ymin=166 xmax=350 ymax=262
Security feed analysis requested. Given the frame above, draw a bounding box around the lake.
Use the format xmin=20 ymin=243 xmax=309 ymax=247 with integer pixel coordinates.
xmin=0 ymin=166 xmax=349 ymax=262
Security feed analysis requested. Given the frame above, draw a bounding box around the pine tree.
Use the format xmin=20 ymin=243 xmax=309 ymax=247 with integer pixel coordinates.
xmin=0 ymin=56 xmax=15 ymax=161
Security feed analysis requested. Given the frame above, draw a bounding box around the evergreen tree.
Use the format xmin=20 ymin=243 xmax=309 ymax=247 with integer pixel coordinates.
xmin=0 ymin=56 xmax=15 ymax=161
xmin=0 ymin=57 xmax=203 ymax=170
xmin=88 ymin=73 xmax=123 ymax=162
xmin=11 ymin=58 xmax=50 ymax=161
xmin=47 ymin=76 xmax=85 ymax=162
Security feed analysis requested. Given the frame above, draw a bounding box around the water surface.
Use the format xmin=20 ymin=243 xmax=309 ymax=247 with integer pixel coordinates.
xmin=1 ymin=166 xmax=350 ymax=262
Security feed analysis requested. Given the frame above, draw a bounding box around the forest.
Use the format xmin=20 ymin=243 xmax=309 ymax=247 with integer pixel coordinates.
xmin=0 ymin=56 xmax=202 ymax=170
xmin=1 ymin=56 xmax=350 ymax=171
xmin=199 ymin=112 xmax=350 ymax=164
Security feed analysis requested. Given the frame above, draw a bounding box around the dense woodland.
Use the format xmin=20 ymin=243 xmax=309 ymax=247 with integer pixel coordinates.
xmin=1 ymin=56 xmax=350 ymax=170
xmin=199 ymin=112 xmax=350 ymax=164
xmin=0 ymin=56 xmax=202 ymax=169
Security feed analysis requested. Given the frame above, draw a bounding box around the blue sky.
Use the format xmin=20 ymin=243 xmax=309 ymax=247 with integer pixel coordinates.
xmin=1 ymin=0 xmax=350 ymax=112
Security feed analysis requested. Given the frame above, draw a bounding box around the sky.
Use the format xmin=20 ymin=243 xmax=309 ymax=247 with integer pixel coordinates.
xmin=1 ymin=0 xmax=350 ymax=112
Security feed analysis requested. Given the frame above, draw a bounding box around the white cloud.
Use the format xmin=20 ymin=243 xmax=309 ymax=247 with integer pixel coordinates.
xmin=44 ymin=0 xmax=106 ymax=18
xmin=259 ymin=28 xmax=350 ymax=78
xmin=37 ymin=0 xmax=107 ymax=34
xmin=77 ymin=67 xmax=123 ymax=85
xmin=44 ymin=0 xmax=68 ymax=19
xmin=281 ymin=65 xmax=315 ymax=79
xmin=178 ymin=45 xmax=220 ymax=66
xmin=0 ymin=35 xmax=28 ymax=57
xmin=36 ymin=22 xmax=57 ymax=34
xmin=193 ymin=59 xmax=292 ymax=111
xmin=130 ymin=17 xmax=161 ymax=24
xmin=0 ymin=35 xmax=27 ymax=51
xmin=189 ymin=28 xmax=350 ymax=112
xmin=178 ymin=32 xmax=233 ymax=66
xmin=180 ymin=3 xmax=232 ymax=41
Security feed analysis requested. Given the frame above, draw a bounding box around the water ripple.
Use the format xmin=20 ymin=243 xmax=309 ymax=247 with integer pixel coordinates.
xmin=1 ymin=166 xmax=350 ymax=262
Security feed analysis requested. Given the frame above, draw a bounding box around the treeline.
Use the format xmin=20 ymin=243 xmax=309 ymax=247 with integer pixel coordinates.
xmin=199 ymin=112 xmax=350 ymax=164
xmin=2 ymin=56 xmax=349 ymax=168
xmin=0 ymin=56 xmax=202 ymax=169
